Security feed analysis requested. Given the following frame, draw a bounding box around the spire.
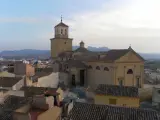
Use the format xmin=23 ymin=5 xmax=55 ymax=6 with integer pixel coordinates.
xmin=128 ymin=44 xmax=132 ymax=50
xmin=61 ymin=15 xmax=63 ymax=23
xmin=80 ymin=41 xmax=84 ymax=48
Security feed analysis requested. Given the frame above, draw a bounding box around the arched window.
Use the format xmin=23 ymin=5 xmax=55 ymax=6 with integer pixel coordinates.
xmin=96 ymin=66 xmax=100 ymax=70
xmin=127 ymin=69 xmax=133 ymax=74
xmin=88 ymin=65 xmax=92 ymax=69
xmin=104 ymin=67 xmax=109 ymax=71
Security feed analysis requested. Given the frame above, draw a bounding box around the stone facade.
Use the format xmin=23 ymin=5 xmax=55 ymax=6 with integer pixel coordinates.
xmin=14 ymin=63 xmax=35 ymax=77
xmin=50 ymin=20 xmax=72 ymax=58
xmin=51 ymin=20 xmax=145 ymax=90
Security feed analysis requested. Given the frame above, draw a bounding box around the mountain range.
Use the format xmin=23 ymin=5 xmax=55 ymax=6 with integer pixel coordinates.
xmin=0 ymin=46 xmax=159 ymax=60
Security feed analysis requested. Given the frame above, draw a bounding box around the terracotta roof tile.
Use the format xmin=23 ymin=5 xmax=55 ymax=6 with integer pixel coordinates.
xmin=74 ymin=47 xmax=91 ymax=53
xmin=88 ymin=49 xmax=144 ymax=62
xmin=67 ymin=102 xmax=159 ymax=120
xmin=55 ymin=22 xmax=68 ymax=27
xmin=20 ymin=86 xmax=58 ymax=97
xmin=103 ymin=49 xmax=129 ymax=61
xmin=64 ymin=60 xmax=87 ymax=68
xmin=0 ymin=77 xmax=22 ymax=87
xmin=95 ymin=84 xmax=139 ymax=97
xmin=2 ymin=95 xmax=30 ymax=111
xmin=58 ymin=51 xmax=73 ymax=58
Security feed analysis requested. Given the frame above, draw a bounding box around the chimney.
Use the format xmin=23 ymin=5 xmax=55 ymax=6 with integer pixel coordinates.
xmin=46 ymin=96 xmax=54 ymax=109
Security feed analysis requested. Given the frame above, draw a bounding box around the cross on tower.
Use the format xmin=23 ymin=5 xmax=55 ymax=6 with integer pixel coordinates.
xmin=61 ymin=15 xmax=63 ymax=22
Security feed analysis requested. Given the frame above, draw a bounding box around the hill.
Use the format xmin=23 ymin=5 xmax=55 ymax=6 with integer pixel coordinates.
xmin=0 ymin=46 xmax=159 ymax=60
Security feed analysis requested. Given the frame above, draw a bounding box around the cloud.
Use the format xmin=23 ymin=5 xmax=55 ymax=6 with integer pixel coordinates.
xmin=65 ymin=0 xmax=160 ymax=53
xmin=0 ymin=17 xmax=38 ymax=23
xmin=0 ymin=16 xmax=57 ymax=23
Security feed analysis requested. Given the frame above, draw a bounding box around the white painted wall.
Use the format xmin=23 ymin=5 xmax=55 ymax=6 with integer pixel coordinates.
xmin=152 ymin=87 xmax=160 ymax=108
xmin=38 ymin=72 xmax=59 ymax=88
xmin=59 ymin=72 xmax=69 ymax=85
xmin=8 ymin=90 xmax=24 ymax=97
xmin=67 ymin=101 xmax=73 ymax=115
xmin=12 ymin=78 xmax=24 ymax=90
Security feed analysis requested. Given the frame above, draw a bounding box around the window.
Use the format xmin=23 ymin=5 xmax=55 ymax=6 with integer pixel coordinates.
xmin=104 ymin=67 xmax=109 ymax=71
xmin=96 ymin=66 xmax=100 ymax=70
xmin=127 ymin=69 xmax=133 ymax=74
xmin=88 ymin=65 xmax=92 ymax=69
xmin=65 ymin=65 xmax=68 ymax=69
xmin=136 ymin=78 xmax=140 ymax=87
xmin=158 ymin=90 xmax=160 ymax=94
xmin=109 ymin=99 xmax=117 ymax=105
xmin=72 ymin=74 xmax=76 ymax=86
xmin=119 ymin=79 xmax=123 ymax=86
xmin=123 ymin=104 xmax=126 ymax=106
xmin=61 ymin=29 xmax=63 ymax=34
xmin=65 ymin=29 xmax=67 ymax=35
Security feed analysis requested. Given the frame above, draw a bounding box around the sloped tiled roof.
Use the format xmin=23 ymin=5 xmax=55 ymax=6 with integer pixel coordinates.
xmin=55 ymin=22 xmax=68 ymax=27
xmin=58 ymin=48 xmax=144 ymax=63
xmin=58 ymin=51 xmax=73 ymax=58
xmin=65 ymin=60 xmax=87 ymax=68
xmin=103 ymin=49 xmax=130 ymax=61
xmin=88 ymin=48 xmax=144 ymax=62
xmin=74 ymin=47 xmax=91 ymax=53
xmin=20 ymin=86 xmax=58 ymax=97
xmin=0 ymin=96 xmax=30 ymax=120
xmin=67 ymin=102 xmax=159 ymax=120
xmin=95 ymin=84 xmax=138 ymax=97
xmin=0 ymin=77 xmax=22 ymax=87
xmin=2 ymin=95 xmax=30 ymax=111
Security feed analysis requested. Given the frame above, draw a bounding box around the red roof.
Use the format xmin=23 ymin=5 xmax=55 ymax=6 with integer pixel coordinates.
xmin=29 ymin=104 xmax=48 ymax=120
xmin=44 ymin=90 xmax=60 ymax=96
xmin=30 ymin=111 xmax=44 ymax=120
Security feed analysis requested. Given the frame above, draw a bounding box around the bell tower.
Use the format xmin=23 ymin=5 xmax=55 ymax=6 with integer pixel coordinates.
xmin=50 ymin=17 xmax=73 ymax=58
xmin=54 ymin=16 xmax=69 ymax=39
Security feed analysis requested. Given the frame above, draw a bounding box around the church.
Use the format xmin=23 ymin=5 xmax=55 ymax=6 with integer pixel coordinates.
xmin=50 ymin=18 xmax=145 ymax=89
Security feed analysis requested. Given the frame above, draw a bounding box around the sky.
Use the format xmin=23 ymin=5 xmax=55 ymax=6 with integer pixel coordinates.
xmin=0 ymin=0 xmax=160 ymax=53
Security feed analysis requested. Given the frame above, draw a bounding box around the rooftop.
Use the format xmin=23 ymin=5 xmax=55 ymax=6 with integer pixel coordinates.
xmin=67 ymin=102 xmax=159 ymax=120
xmin=55 ymin=22 xmax=68 ymax=27
xmin=2 ymin=95 xmax=30 ymax=111
xmin=74 ymin=47 xmax=91 ymax=53
xmin=64 ymin=60 xmax=87 ymax=68
xmin=0 ymin=77 xmax=22 ymax=87
xmin=95 ymin=84 xmax=139 ymax=97
xmin=20 ymin=86 xmax=58 ymax=97
xmin=88 ymin=48 xmax=144 ymax=62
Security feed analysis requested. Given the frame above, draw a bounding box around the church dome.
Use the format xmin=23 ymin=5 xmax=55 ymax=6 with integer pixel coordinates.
xmin=80 ymin=41 xmax=84 ymax=44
